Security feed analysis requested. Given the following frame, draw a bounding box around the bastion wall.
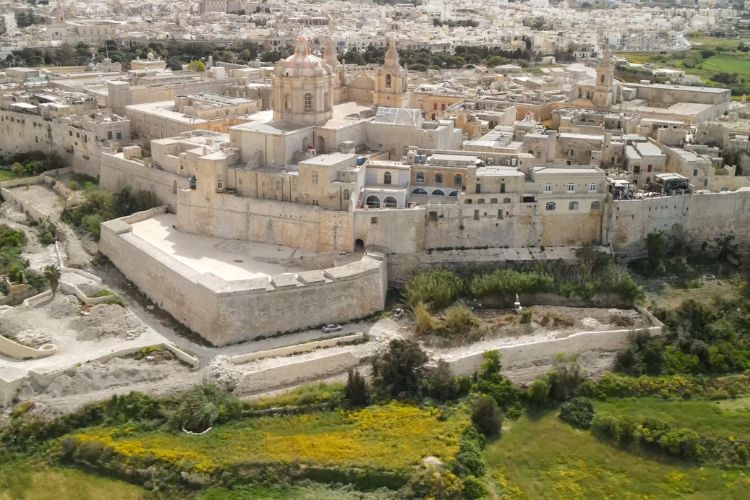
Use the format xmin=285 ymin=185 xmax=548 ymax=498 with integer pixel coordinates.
xmin=608 ymin=189 xmax=750 ymax=257
xmin=100 ymin=208 xmax=387 ymax=346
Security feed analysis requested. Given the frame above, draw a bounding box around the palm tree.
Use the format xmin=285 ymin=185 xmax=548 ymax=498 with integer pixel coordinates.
xmin=43 ymin=265 xmax=61 ymax=297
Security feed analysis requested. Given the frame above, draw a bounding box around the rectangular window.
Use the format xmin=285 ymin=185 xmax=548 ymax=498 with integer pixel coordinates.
xmin=647 ymin=164 xmax=652 ymax=172
xmin=633 ymin=165 xmax=640 ymax=173
xmin=693 ymin=169 xmax=699 ymax=177
xmin=567 ymin=183 xmax=575 ymax=193
xmin=588 ymin=183 xmax=597 ymax=193
xmin=544 ymin=184 xmax=552 ymax=193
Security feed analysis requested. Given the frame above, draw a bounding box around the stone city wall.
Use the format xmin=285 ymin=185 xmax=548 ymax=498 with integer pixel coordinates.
xmin=177 ymin=190 xmax=355 ymax=253
xmin=100 ymin=153 xmax=185 ymax=209
xmin=101 ymin=209 xmax=387 ymax=346
xmin=608 ymin=189 xmax=750 ymax=257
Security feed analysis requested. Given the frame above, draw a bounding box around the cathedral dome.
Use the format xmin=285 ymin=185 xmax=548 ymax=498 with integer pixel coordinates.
xmin=279 ymin=36 xmax=330 ymax=78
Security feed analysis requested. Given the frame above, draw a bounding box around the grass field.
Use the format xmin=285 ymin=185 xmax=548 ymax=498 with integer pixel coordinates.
xmin=617 ymin=35 xmax=750 ymax=97
xmin=198 ymin=482 xmax=398 ymax=499
xmin=0 ymin=458 xmax=145 ymax=500
xmin=70 ymin=402 xmax=468 ymax=474
xmin=595 ymin=397 xmax=750 ymax=440
xmin=485 ymin=413 xmax=750 ymax=499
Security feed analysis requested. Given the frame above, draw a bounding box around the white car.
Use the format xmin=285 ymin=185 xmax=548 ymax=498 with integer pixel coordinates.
xmin=322 ymin=323 xmax=342 ymax=333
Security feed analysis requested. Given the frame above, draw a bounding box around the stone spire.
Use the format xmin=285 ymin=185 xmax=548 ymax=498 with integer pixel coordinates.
xmin=384 ymin=37 xmax=400 ymax=68
xmin=324 ymin=37 xmax=338 ymax=68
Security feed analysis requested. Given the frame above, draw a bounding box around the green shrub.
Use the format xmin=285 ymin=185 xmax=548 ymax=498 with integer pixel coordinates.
xmin=167 ymin=382 xmax=242 ymax=432
xmin=469 ymin=268 xmax=554 ymax=299
xmin=414 ymin=302 xmax=440 ymax=335
xmin=406 ymin=466 xmax=464 ymax=499
xmin=403 ymin=269 xmax=464 ymax=309
xmin=442 ymin=304 xmax=480 ymax=335
xmin=81 ymin=214 xmax=103 ymax=238
xmin=558 ymin=397 xmax=595 ymax=429
xmin=462 ymin=475 xmax=488 ymax=499
xmin=528 ymin=377 xmax=551 ymax=409
xmin=424 ymin=360 xmax=462 ymax=402
xmin=548 ymin=354 xmax=584 ymax=402
xmin=344 ymin=369 xmax=371 ymax=407
xmin=372 ymin=339 xmax=428 ymax=399
xmin=472 ymin=395 xmax=503 ymax=437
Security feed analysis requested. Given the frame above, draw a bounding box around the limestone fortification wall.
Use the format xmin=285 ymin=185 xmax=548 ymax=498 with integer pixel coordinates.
xmin=100 ymin=153 xmax=184 ymax=209
xmin=101 ymin=209 xmax=387 ymax=346
xmin=177 ymin=189 xmax=355 ymax=253
xmin=608 ymin=189 xmax=750 ymax=257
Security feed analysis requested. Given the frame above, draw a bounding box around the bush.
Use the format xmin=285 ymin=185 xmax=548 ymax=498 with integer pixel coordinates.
xmin=414 ymin=302 xmax=440 ymax=335
xmin=528 ymin=377 xmax=551 ymax=409
xmin=406 ymin=466 xmax=464 ymax=499
xmin=454 ymin=427 xmax=486 ymax=477
xmin=558 ymin=397 xmax=595 ymax=429
xmin=519 ymin=308 xmax=532 ymax=324
xmin=442 ymin=304 xmax=480 ymax=335
xmin=463 ymin=475 xmax=488 ymax=499
xmin=403 ymin=269 xmax=464 ymax=309
xmin=469 ymin=268 xmax=554 ymax=299
xmin=472 ymin=395 xmax=503 ymax=437
xmin=344 ymin=369 xmax=371 ymax=407
xmin=372 ymin=339 xmax=428 ymax=399
xmin=424 ymin=360 xmax=462 ymax=402
xmin=548 ymin=354 xmax=584 ymax=402
xmin=167 ymin=382 xmax=242 ymax=433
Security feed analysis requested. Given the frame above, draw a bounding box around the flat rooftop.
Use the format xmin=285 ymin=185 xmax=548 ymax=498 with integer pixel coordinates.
xmin=129 ymin=214 xmax=310 ymax=281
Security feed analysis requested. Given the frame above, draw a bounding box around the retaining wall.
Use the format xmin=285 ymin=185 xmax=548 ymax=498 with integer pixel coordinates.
xmin=230 ymin=333 xmax=365 ymax=364
xmin=234 ymin=352 xmax=360 ymax=394
xmin=443 ymin=323 xmax=662 ymax=377
xmin=0 ymin=334 xmax=57 ymax=360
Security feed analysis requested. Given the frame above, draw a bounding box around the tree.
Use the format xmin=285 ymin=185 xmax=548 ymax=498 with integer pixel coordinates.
xmin=372 ymin=339 xmax=428 ymax=398
xmin=424 ymin=360 xmax=460 ymax=402
xmin=187 ymin=59 xmax=206 ymax=72
xmin=344 ymin=369 xmax=371 ymax=407
xmin=548 ymin=353 xmax=584 ymax=402
xmin=528 ymin=377 xmax=551 ymax=409
xmin=43 ymin=265 xmax=60 ymax=297
xmin=471 ymin=395 xmax=502 ymax=437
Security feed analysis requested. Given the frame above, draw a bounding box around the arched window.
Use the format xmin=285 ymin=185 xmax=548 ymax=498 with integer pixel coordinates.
xmin=435 ymin=173 xmax=443 ymax=185
xmin=569 ymin=201 xmax=579 ymax=210
xmin=385 ymin=73 xmax=392 ymax=88
xmin=412 ymin=188 xmax=428 ymax=195
xmin=383 ymin=197 xmax=398 ymax=208
xmin=432 ymin=189 xmax=445 ymax=196
xmin=591 ymin=201 xmax=601 ymax=210
xmin=454 ymin=174 xmax=463 ymax=186
xmin=490 ymin=198 xmax=498 ymax=204
xmin=304 ymin=93 xmax=313 ymax=112
xmin=503 ymin=198 xmax=511 ymax=203
xmin=416 ymin=172 xmax=425 ymax=184
xmin=448 ymin=191 xmax=459 ymax=197
xmin=366 ymin=195 xmax=380 ymax=208
xmin=545 ymin=202 xmax=556 ymax=211
xmin=343 ymin=189 xmax=350 ymax=201
xmin=384 ymin=171 xmax=392 ymax=185
xmin=466 ymin=199 xmax=473 ymax=204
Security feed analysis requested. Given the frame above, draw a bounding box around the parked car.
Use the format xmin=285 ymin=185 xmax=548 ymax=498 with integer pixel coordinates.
xmin=322 ymin=323 xmax=342 ymax=333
